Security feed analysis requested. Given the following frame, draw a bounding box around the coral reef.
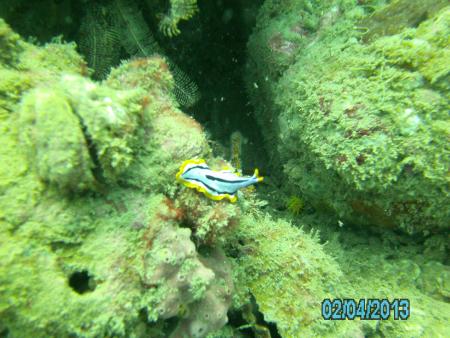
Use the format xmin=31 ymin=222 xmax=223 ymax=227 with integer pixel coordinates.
xmin=359 ymin=0 xmax=448 ymax=42
xmin=175 ymin=189 xmax=241 ymax=245
xmin=0 ymin=19 xmax=223 ymax=337
xmin=1 ymin=0 xmax=201 ymax=105
xmin=140 ymin=203 xmax=233 ymax=337
xmin=1 ymin=0 xmax=449 ymax=337
xmin=229 ymin=212 xmax=343 ymax=337
xmin=320 ymin=221 xmax=450 ymax=337
xmin=18 ymin=86 xmax=96 ymax=191
xmin=170 ymin=248 xmax=234 ymax=337
xmin=19 ymin=73 xmax=145 ymax=188
xmin=246 ymin=0 xmax=450 ymax=234
xmin=2 ymin=19 xmax=348 ymax=336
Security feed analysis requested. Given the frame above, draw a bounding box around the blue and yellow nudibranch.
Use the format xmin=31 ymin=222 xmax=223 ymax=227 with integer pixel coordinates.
xmin=176 ymin=159 xmax=263 ymax=202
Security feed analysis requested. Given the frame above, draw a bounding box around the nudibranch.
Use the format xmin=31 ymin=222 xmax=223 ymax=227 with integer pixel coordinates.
xmin=176 ymin=159 xmax=263 ymax=202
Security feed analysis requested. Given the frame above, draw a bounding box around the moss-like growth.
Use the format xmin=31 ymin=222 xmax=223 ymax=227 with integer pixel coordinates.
xmin=230 ymin=213 xmax=343 ymax=337
xmin=0 ymin=68 xmax=33 ymax=117
xmin=17 ymin=73 xmax=148 ymax=190
xmin=61 ymin=75 xmax=144 ymax=183
xmin=359 ymin=0 xmax=448 ymax=42
xmin=0 ymin=22 xmax=226 ymax=337
xmin=175 ymin=187 xmax=240 ymax=245
xmin=0 ymin=18 xmax=22 ymax=65
xmin=247 ymin=0 xmax=450 ymax=234
xmin=2 ymin=4 xmax=449 ymax=338
xmin=18 ymin=88 xmax=95 ymax=191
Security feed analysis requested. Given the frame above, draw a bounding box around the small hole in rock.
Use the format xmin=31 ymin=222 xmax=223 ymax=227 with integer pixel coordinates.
xmin=68 ymin=270 xmax=95 ymax=294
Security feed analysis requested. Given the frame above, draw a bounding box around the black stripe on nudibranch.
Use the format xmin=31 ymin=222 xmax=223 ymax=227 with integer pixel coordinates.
xmin=186 ymin=178 xmax=236 ymax=195
xmin=205 ymin=174 xmax=250 ymax=184
xmin=182 ymin=165 xmax=209 ymax=176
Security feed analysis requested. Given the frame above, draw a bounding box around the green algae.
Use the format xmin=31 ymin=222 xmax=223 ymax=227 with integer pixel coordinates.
xmin=247 ymin=0 xmax=450 ymax=234
xmin=243 ymin=1 xmax=450 ymax=335
xmin=0 ymin=18 xmax=231 ymax=337
xmin=229 ymin=213 xmax=342 ymax=337
xmin=0 ymin=1 xmax=449 ymax=336
xmin=19 ymin=88 xmax=96 ymax=191
xmin=359 ymin=0 xmax=449 ymax=42
xmin=0 ymin=19 xmax=22 ymax=65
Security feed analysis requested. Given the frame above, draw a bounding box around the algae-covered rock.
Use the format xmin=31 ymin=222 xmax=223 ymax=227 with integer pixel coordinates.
xmin=359 ymin=0 xmax=448 ymax=42
xmin=106 ymin=56 xmax=210 ymax=194
xmin=320 ymin=223 xmax=450 ymax=338
xmin=0 ymin=18 xmax=22 ymax=65
xmin=0 ymin=19 xmax=229 ymax=337
xmin=2 ymin=3 xmax=449 ymax=337
xmin=171 ymin=248 xmax=234 ymax=338
xmin=17 ymin=74 xmax=146 ymax=190
xmin=175 ymin=188 xmax=241 ymax=245
xmin=247 ymin=0 xmax=450 ymax=234
xmin=61 ymin=74 xmax=144 ymax=183
xmin=417 ymin=261 xmax=450 ymax=301
xmin=18 ymin=88 xmax=96 ymax=191
xmin=231 ymin=213 xmax=343 ymax=336
xmin=0 ymin=19 xmax=344 ymax=336
xmin=242 ymin=3 xmax=450 ymax=333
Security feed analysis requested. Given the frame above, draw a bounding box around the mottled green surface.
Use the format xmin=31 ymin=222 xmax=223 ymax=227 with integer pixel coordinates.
xmin=247 ymin=0 xmax=450 ymax=234
xmin=0 ymin=19 xmax=231 ymax=337
xmin=230 ymin=213 xmax=342 ymax=337
xmin=1 ymin=0 xmax=449 ymax=336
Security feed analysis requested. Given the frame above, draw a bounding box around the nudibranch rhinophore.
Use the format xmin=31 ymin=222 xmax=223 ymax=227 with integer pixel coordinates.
xmin=176 ymin=159 xmax=263 ymax=202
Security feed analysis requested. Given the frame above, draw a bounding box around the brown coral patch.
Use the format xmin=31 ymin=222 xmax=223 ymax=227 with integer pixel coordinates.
xmin=336 ymin=154 xmax=348 ymax=164
xmin=290 ymin=23 xmax=309 ymax=37
xmin=350 ymin=200 xmax=396 ymax=228
xmin=344 ymin=103 xmax=365 ymax=117
xmin=130 ymin=57 xmax=150 ymax=68
xmin=175 ymin=189 xmax=240 ymax=245
xmin=319 ymin=96 xmax=332 ymax=115
xmin=163 ymin=197 xmax=185 ymax=222
xmin=356 ymin=154 xmax=366 ymax=165
xmin=268 ymin=33 xmax=298 ymax=56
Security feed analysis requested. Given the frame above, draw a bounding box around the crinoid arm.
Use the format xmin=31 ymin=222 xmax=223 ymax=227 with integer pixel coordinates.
xmin=158 ymin=0 xmax=199 ymax=37
xmin=78 ymin=4 xmax=120 ymax=79
xmin=112 ymin=0 xmax=160 ymax=57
